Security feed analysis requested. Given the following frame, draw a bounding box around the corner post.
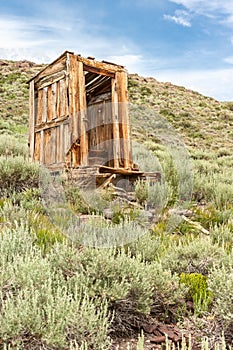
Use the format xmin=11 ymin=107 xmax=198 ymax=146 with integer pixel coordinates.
xmin=115 ymin=71 xmax=132 ymax=169
xmin=29 ymin=80 xmax=35 ymax=160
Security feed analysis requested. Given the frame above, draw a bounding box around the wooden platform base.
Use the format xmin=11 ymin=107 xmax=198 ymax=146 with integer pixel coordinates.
xmin=63 ymin=165 xmax=161 ymax=191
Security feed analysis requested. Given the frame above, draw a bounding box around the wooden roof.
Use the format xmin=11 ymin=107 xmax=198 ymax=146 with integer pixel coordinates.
xmin=28 ymin=51 xmax=126 ymax=84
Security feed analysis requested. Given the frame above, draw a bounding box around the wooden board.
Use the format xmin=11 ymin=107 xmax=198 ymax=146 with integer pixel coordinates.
xmin=42 ymin=87 xmax=48 ymax=123
xmin=36 ymin=70 xmax=66 ymax=90
xmin=111 ymin=78 xmax=120 ymax=168
xmin=29 ymin=81 xmax=35 ymax=159
xmin=79 ymin=56 xmax=125 ymax=74
xmin=115 ymin=71 xmax=132 ymax=169
xmin=36 ymin=89 xmax=43 ymax=125
xmin=34 ymin=132 xmax=41 ymax=162
xmin=29 ymin=51 xmax=68 ymax=84
xmin=47 ymin=85 xmax=53 ymax=122
xmin=99 ymin=165 xmax=143 ymax=175
xmin=67 ymin=53 xmax=79 ymax=143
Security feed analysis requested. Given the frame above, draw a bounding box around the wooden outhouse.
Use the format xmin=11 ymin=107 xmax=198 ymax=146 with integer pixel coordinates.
xmin=28 ymin=51 xmax=134 ymax=173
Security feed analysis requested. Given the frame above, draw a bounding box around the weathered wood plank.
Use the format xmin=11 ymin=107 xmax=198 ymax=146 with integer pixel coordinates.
xmin=35 ymin=115 xmax=69 ymax=132
xmin=116 ymin=71 xmax=132 ymax=169
xmin=99 ymin=165 xmax=142 ymax=175
xmin=111 ymin=78 xmax=120 ymax=168
xmin=87 ymin=92 xmax=111 ymax=105
xmin=40 ymin=130 xmax=44 ymax=164
xmin=59 ymin=123 xmax=64 ymax=162
xmin=44 ymin=129 xmax=51 ymax=164
xmin=50 ymin=128 xmax=56 ymax=164
xmin=63 ymin=123 xmax=71 ymax=155
xmin=29 ymin=81 xmax=35 ymax=159
xmin=42 ymin=87 xmax=48 ymax=123
xmin=56 ymin=126 xmax=60 ymax=163
xmin=30 ymin=51 xmax=69 ymax=84
xmin=67 ymin=53 xmax=78 ymax=144
xmin=36 ymin=70 xmax=66 ymax=90
xmin=83 ymin=64 xmax=115 ymax=77
xmin=47 ymin=85 xmax=53 ymax=122
xmin=56 ymin=80 xmax=61 ymax=118
xmin=51 ymin=83 xmax=57 ymax=119
xmin=75 ymin=57 xmax=88 ymax=166
xmin=98 ymin=173 xmax=116 ymax=190
xmin=59 ymin=79 xmax=67 ymax=117
xmin=79 ymin=56 xmax=124 ymax=74
xmin=34 ymin=132 xmax=41 ymax=162
xmin=37 ymin=89 xmax=43 ymax=125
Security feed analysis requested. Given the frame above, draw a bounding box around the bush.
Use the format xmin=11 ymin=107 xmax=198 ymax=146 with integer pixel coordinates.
xmin=0 ymin=156 xmax=40 ymax=195
xmin=0 ymin=135 xmax=28 ymax=157
xmin=208 ymin=262 xmax=233 ymax=328
xmin=0 ymin=201 xmax=64 ymax=252
xmin=180 ymin=272 xmax=213 ymax=315
xmin=162 ymin=237 xmax=227 ymax=275
xmin=0 ymin=224 xmax=111 ymax=349
xmin=50 ymin=244 xmax=185 ymax=337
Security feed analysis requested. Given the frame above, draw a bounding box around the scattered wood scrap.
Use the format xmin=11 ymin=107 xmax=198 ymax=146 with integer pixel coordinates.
xmin=99 ymin=165 xmax=144 ymax=175
xmin=182 ymin=215 xmax=210 ymax=235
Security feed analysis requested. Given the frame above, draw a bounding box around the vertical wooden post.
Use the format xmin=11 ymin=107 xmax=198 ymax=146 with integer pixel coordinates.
xmin=40 ymin=130 xmax=44 ymax=164
xmin=77 ymin=60 xmax=88 ymax=166
xmin=59 ymin=124 xmax=64 ymax=163
xmin=111 ymin=78 xmax=120 ymax=168
xmin=29 ymin=81 xmax=35 ymax=160
xmin=115 ymin=71 xmax=132 ymax=169
xmin=67 ymin=54 xmax=88 ymax=166
xmin=67 ymin=53 xmax=78 ymax=143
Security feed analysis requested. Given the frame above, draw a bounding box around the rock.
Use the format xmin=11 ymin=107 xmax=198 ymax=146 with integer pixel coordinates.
xmin=14 ymin=60 xmax=34 ymax=69
xmin=143 ymin=324 xmax=157 ymax=334
xmin=104 ymin=208 xmax=114 ymax=219
xmin=0 ymin=61 xmax=8 ymax=66
xmin=150 ymin=336 xmax=166 ymax=344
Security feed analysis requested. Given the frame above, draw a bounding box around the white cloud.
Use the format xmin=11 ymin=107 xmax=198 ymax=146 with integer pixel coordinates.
xmin=104 ymin=54 xmax=233 ymax=101
xmin=169 ymin=0 xmax=233 ymax=26
xmin=163 ymin=10 xmax=191 ymax=27
xmin=169 ymin=0 xmax=233 ymax=15
xmin=0 ymin=14 xmax=139 ymax=63
xmin=105 ymin=54 xmax=144 ymax=72
xmin=224 ymin=56 xmax=233 ymax=64
xmin=151 ymin=68 xmax=233 ymax=101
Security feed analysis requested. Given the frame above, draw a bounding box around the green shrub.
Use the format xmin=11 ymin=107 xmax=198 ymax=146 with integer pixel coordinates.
xmin=192 ymin=205 xmax=231 ymax=229
xmin=140 ymin=86 xmax=152 ymax=96
xmin=0 ymin=156 xmax=40 ymax=195
xmin=0 ymin=201 xmax=64 ymax=251
xmin=210 ymin=223 xmax=233 ymax=253
xmin=50 ymin=244 xmax=185 ymax=335
xmin=208 ymin=262 xmax=233 ymax=329
xmin=193 ymin=170 xmax=233 ymax=209
xmin=162 ymin=237 xmax=227 ymax=275
xmin=180 ymin=272 xmax=213 ymax=315
xmin=0 ymin=224 xmax=111 ymax=349
xmin=128 ymin=232 xmax=161 ymax=262
xmin=134 ymin=179 xmax=148 ymax=204
xmin=11 ymin=188 xmax=44 ymax=212
xmin=64 ymin=186 xmax=90 ymax=214
xmin=0 ymin=135 xmax=28 ymax=157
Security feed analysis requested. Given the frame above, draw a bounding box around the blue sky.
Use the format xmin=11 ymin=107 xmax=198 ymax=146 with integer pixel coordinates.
xmin=1 ymin=0 xmax=233 ymax=100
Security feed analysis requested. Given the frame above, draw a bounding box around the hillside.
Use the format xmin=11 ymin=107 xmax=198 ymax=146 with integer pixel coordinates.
xmin=128 ymin=73 xmax=233 ymax=152
xmin=0 ymin=59 xmax=232 ymax=350
xmin=1 ymin=59 xmax=233 ymax=150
